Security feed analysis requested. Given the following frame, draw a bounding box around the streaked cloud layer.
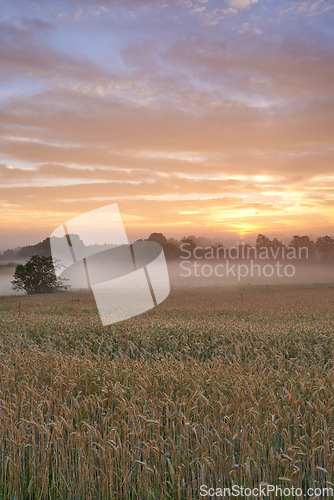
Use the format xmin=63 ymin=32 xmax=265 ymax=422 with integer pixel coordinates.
xmin=0 ymin=0 xmax=333 ymax=247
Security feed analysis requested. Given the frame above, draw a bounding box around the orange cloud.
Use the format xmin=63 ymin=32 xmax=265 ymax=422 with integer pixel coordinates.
xmin=0 ymin=0 xmax=333 ymax=248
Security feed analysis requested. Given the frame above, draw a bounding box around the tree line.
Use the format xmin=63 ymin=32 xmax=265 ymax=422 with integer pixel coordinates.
xmin=146 ymin=233 xmax=334 ymax=262
xmin=7 ymin=232 xmax=334 ymax=295
xmin=1 ymin=232 xmax=334 ymax=263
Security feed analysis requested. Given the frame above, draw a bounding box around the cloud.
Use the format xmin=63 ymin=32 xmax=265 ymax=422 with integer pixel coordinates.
xmin=227 ymin=0 xmax=258 ymax=11
xmin=279 ymin=0 xmax=334 ymax=18
xmin=0 ymin=20 xmax=115 ymax=85
xmin=0 ymin=0 xmax=333 ymax=245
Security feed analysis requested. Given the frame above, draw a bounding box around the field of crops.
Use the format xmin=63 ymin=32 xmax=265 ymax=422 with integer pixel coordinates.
xmin=0 ymin=284 xmax=333 ymax=499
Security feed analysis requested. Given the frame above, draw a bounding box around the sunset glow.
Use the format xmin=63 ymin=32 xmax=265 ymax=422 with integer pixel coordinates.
xmin=0 ymin=0 xmax=333 ymax=248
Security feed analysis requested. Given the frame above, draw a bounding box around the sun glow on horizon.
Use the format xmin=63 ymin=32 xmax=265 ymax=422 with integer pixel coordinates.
xmin=0 ymin=0 xmax=333 ymax=249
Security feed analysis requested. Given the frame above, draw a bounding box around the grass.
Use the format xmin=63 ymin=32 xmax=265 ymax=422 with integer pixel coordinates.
xmin=0 ymin=284 xmax=333 ymax=499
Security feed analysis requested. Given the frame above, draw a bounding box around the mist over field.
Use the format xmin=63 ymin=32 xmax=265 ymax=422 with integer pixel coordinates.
xmin=168 ymin=261 xmax=334 ymax=288
xmin=1 ymin=259 xmax=333 ymax=297
xmin=0 ymin=266 xmax=18 ymax=295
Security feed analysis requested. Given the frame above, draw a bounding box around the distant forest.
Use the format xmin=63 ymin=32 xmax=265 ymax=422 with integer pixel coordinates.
xmin=1 ymin=232 xmax=334 ymax=263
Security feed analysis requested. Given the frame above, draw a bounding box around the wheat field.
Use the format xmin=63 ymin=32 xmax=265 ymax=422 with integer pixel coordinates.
xmin=0 ymin=284 xmax=333 ymax=499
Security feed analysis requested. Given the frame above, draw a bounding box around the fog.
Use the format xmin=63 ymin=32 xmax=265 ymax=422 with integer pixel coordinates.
xmin=0 ymin=260 xmax=333 ymax=297
xmin=0 ymin=266 xmax=20 ymax=296
xmin=168 ymin=260 xmax=334 ymax=288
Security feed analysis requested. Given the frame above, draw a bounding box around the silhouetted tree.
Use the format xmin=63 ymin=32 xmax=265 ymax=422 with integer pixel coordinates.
xmin=167 ymin=237 xmax=179 ymax=247
xmin=255 ymin=234 xmax=271 ymax=249
xmin=290 ymin=235 xmax=315 ymax=259
xmin=147 ymin=233 xmax=168 ymax=247
xmin=315 ymin=236 xmax=334 ymax=262
xmin=181 ymin=236 xmax=196 ymax=257
xmin=11 ymin=255 xmax=68 ymax=294
xmin=269 ymin=237 xmax=285 ymax=258
xmin=17 ymin=237 xmax=52 ymax=259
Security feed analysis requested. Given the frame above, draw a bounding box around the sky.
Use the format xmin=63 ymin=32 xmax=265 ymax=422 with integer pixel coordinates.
xmin=0 ymin=0 xmax=334 ymax=249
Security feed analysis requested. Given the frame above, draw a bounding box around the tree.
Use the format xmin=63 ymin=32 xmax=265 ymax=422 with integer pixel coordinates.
xmin=290 ymin=235 xmax=315 ymax=259
xmin=255 ymin=234 xmax=271 ymax=249
xmin=181 ymin=236 xmax=196 ymax=257
xmin=315 ymin=235 xmax=334 ymax=262
xmin=11 ymin=255 xmax=68 ymax=294
xmin=147 ymin=232 xmax=168 ymax=247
